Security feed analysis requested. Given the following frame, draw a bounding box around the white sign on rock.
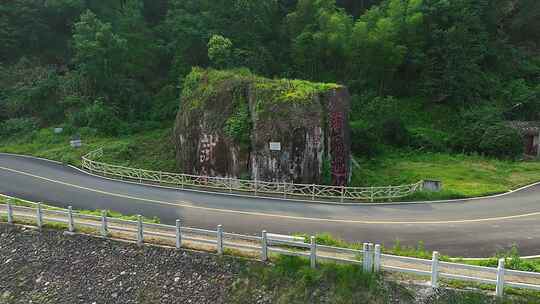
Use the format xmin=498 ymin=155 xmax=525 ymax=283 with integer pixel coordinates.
xmin=269 ymin=142 xmax=281 ymax=151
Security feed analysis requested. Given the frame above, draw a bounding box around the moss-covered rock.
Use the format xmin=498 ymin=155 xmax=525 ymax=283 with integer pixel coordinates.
xmin=174 ymin=68 xmax=351 ymax=185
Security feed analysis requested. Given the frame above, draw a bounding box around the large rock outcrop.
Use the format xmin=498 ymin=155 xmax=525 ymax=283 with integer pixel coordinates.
xmin=174 ymin=68 xmax=351 ymax=186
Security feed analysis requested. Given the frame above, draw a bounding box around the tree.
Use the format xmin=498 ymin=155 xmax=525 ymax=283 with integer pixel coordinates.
xmin=72 ymin=10 xmax=127 ymax=99
xmin=287 ymin=0 xmax=353 ymax=81
xmin=208 ymin=35 xmax=234 ymax=69
xmin=350 ymin=0 xmax=424 ymax=94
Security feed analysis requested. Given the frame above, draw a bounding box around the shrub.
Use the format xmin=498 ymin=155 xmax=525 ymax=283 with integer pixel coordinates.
xmin=479 ymin=124 xmax=523 ymax=159
xmin=381 ymin=118 xmax=409 ymax=147
xmin=409 ymin=127 xmax=450 ymax=152
xmin=0 ymin=117 xmax=39 ymax=136
xmin=451 ymin=105 xmax=505 ymax=154
xmin=84 ymin=100 xmax=121 ymax=136
xmin=350 ymin=120 xmax=379 ymax=157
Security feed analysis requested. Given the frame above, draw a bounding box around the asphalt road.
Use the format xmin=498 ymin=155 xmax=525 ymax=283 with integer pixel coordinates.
xmin=1 ymin=153 xmax=540 ymax=257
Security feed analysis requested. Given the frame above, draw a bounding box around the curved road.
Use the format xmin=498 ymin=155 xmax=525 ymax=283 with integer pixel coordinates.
xmin=1 ymin=153 xmax=539 ymax=257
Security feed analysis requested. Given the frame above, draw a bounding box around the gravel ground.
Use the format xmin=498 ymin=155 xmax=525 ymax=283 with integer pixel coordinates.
xmin=0 ymin=224 xmax=252 ymax=304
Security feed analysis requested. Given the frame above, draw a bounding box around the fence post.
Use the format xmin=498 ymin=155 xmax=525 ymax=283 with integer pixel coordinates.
xmin=175 ymin=219 xmax=182 ymax=249
xmin=36 ymin=202 xmax=43 ymax=229
xmin=310 ymin=236 xmax=317 ymax=269
xmin=496 ymin=258 xmax=505 ymax=297
xmin=261 ymin=230 xmax=268 ymax=261
xmin=229 ymin=177 xmax=233 ymax=193
xmin=100 ymin=210 xmax=108 ymax=237
xmin=217 ymin=225 xmax=224 ymax=255
xmin=340 ymin=186 xmax=345 ymax=203
xmin=137 ymin=215 xmax=144 ymax=247
xmin=374 ymin=244 xmax=381 ymax=272
xmin=370 ymin=187 xmax=375 ymax=202
xmin=7 ymin=200 xmax=13 ymax=224
xmin=254 ymin=179 xmax=258 ymax=196
xmin=67 ymin=206 xmax=75 ymax=233
xmin=311 ymin=184 xmax=316 ymax=201
xmin=367 ymin=243 xmax=374 ymax=272
xmin=362 ymin=243 xmax=369 ymax=272
xmin=283 ymin=182 xmax=287 ymax=199
xmin=431 ymin=251 xmax=440 ymax=289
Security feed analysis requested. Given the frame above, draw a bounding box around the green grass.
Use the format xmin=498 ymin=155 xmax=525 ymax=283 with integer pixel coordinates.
xmin=0 ymin=127 xmax=177 ymax=172
xmin=229 ymin=255 xmax=539 ymax=303
xmin=353 ymin=149 xmax=540 ymax=199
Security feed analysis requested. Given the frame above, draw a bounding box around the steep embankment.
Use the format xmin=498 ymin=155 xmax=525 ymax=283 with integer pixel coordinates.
xmin=1 ymin=225 xmax=535 ymax=304
xmin=174 ymin=68 xmax=351 ymax=186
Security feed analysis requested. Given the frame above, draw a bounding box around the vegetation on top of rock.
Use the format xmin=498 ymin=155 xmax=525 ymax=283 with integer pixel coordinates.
xmin=181 ymin=68 xmax=342 ymax=111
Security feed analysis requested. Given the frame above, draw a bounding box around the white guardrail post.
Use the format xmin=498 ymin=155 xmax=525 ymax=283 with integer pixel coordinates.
xmin=217 ymin=225 xmax=224 ymax=255
xmin=175 ymin=219 xmax=182 ymax=249
xmin=7 ymin=200 xmax=13 ymax=224
xmin=36 ymin=202 xmax=43 ymax=229
xmin=310 ymin=236 xmax=317 ymax=269
xmin=67 ymin=206 xmax=75 ymax=233
xmin=137 ymin=215 xmax=144 ymax=247
xmin=101 ymin=210 xmax=108 ymax=237
xmin=431 ymin=251 xmax=440 ymax=288
xmin=496 ymin=258 xmax=505 ymax=297
xmin=362 ymin=243 xmax=369 ymax=272
xmin=261 ymin=230 xmax=268 ymax=261
xmin=367 ymin=243 xmax=374 ymax=272
xmin=373 ymin=244 xmax=381 ymax=272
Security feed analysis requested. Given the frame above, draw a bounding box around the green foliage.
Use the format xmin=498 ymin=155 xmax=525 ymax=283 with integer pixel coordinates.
xmin=479 ymin=124 xmax=523 ymax=159
xmin=208 ymin=35 xmax=234 ymax=69
xmin=0 ymin=117 xmax=39 ymax=137
xmin=224 ymin=100 xmax=251 ymax=146
xmin=83 ymin=100 xmax=121 ymax=136
xmin=229 ymin=256 xmax=388 ymax=304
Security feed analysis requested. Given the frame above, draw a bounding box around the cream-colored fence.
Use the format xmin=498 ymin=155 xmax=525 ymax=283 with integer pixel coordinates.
xmin=81 ymin=148 xmax=424 ymax=202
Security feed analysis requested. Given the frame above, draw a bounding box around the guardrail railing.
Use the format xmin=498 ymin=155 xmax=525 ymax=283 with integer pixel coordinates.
xmin=81 ymin=148 xmax=424 ymax=202
xmin=1 ymin=199 xmax=538 ymax=297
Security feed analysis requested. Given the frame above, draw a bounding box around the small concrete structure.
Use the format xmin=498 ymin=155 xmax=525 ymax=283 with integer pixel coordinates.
xmin=54 ymin=127 xmax=63 ymax=134
xmin=508 ymin=121 xmax=540 ymax=157
xmin=423 ymin=180 xmax=442 ymax=192
xmin=70 ymin=139 xmax=82 ymax=148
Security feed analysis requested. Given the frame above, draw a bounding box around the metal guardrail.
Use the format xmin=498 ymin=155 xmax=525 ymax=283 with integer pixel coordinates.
xmin=0 ymin=200 xmax=538 ymax=297
xmin=81 ymin=148 xmax=424 ymax=202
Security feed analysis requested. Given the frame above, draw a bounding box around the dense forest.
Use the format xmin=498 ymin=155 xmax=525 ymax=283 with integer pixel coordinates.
xmin=0 ymin=0 xmax=539 ymax=159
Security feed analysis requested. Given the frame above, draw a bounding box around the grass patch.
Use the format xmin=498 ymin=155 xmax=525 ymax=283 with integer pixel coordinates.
xmin=0 ymin=127 xmax=176 ymax=172
xmin=228 ymin=256 xmax=392 ymax=304
xmin=353 ymin=150 xmax=540 ymax=199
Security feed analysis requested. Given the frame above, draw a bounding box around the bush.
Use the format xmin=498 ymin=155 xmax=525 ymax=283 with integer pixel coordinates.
xmin=350 ymin=120 xmax=379 ymax=157
xmin=381 ymin=118 xmax=409 ymax=147
xmin=409 ymin=127 xmax=450 ymax=152
xmin=479 ymin=124 xmax=523 ymax=159
xmin=451 ymin=105 xmax=505 ymax=154
xmin=84 ymin=100 xmax=121 ymax=136
xmin=0 ymin=117 xmax=39 ymax=136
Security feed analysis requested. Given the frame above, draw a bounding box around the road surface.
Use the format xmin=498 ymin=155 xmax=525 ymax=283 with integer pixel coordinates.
xmin=1 ymin=153 xmax=539 ymax=257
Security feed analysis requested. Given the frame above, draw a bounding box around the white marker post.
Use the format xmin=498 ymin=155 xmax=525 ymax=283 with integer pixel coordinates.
xmin=175 ymin=219 xmax=182 ymax=249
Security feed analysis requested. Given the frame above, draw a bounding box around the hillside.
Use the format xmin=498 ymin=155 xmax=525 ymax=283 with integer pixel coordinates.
xmin=1 ymin=1 xmax=539 ymax=200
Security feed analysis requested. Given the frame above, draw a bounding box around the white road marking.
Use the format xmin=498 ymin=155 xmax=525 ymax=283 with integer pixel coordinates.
xmin=2 ymin=165 xmax=540 ymax=225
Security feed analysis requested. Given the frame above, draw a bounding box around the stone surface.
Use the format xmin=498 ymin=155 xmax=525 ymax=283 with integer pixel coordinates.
xmin=174 ymin=69 xmax=351 ymax=185
xmin=0 ymin=225 xmax=251 ymax=304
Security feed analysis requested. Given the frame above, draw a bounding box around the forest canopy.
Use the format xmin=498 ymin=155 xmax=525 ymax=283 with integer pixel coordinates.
xmin=0 ymin=0 xmax=539 ymax=158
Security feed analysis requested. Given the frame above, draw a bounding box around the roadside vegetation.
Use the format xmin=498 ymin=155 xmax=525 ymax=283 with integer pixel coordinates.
xmin=229 ymin=255 xmax=540 ymax=304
